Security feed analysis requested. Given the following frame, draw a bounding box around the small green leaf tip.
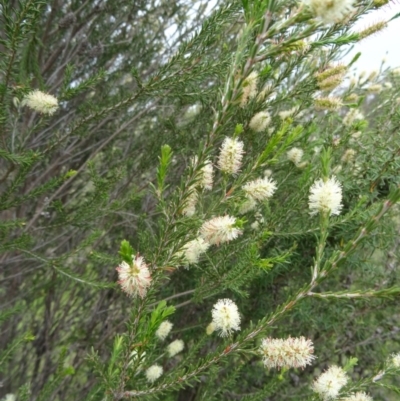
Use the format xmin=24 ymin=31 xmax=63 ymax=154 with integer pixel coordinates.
xmin=119 ymin=239 xmax=135 ymax=263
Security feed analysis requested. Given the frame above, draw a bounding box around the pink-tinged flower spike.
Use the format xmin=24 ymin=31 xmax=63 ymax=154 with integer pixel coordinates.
xmin=312 ymin=365 xmax=348 ymax=400
xmin=212 ymin=299 xmax=241 ymax=337
xmin=342 ymin=392 xmax=373 ymax=401
xmin=260 ymin=337 xmax=315 ymax=369
xmin=218 ymin=137 xmax=245 ymax=175
xmin=200 ymin=215 xmax=243 ymax=246
xmin=242 ymin=177 xmax=277 ymax=202
xmin=309 ymin=176 xmax=343 ymax=216
xmin=22 ymin=90 xmax=59 ymax=115
xmin=116 ymin=255 xmax=151 ymax=298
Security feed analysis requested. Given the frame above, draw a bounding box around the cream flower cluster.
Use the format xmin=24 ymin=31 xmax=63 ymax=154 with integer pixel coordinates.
xmin=240 ymin=71 xmax=258 ymax=107
xmin=239 ymin=197 xmax=257 ymax=215
xmin=316 ymin=65 xmax=347 ymax=92
xmin=182 ymin=187 xmax=198 ymax=217
xmin=22 ymin=90 xmax=59 ymax=115
xmin=206 ymin=322 xmax=216 ymax=335
xmin=279 ymin=106 xmax=299 ymax=120
xmin=259 ymin=337 xmax=315 ymax=369
xmin=155 ymin=320 xmax=173 ymax=341
xmin=312 ymin=365 xmax=348 ymax=400
xmin=181 ymin=237 xmax=210 ymax=265
xmin=211 ymin=298 xmax=241 ymax=337
xmin=183 ymin=158 xmax=214 ymax=217
xmin=287 ymin=147 xmax=304 ymax=166
xmin=200 ymin=215 xmax=242 ymax=246
xmin=342 ymin=392 xmax=373 ymax=401
xmin=309 ymin=176 xmax=343 ymax=216
xmin=303 ymin=0 xmax=355 ymax=25
xmin=249 ymin=111 xmax=271 ymax=132
xmin=145 ymin=364 xmax=163 ymax=383
xmin=314 ymin=97 xmax=342 ymax=111
xmin=116 ymin=255 xmax=151 ymax=298
xmin=200 ymin=160 xmax=214 ymax=190
xmin=191 ymin=156 xmax=214 ymax=190
xmin=242 ymin=177 xmax=277 ymax=202
xmin=167 ymin=339 xmax=184 ymax=357
xmin=392 ymin=352 xmax=400 ymax=367
xmin=218 ymin=137 xmax=244 ymax=175
xmin=343 ymin=109 xmax=364 ymax=126
xmin=341 ymin=148 xmax=356 ymax=163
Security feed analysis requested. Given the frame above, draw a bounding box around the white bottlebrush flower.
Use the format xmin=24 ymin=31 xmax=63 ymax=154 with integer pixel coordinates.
xmin=315 ymin=65 xmax=347 ymax=83
xmin=182 ymin=237 xmax=210 ymax=264
xmin=367 ymin=84 xmax=382 ymax=94
xmin=392 ymin=67 xmax=400 ymax=77
xmin=145 ymin=364 xmax=163 ymax=383
xmin=318 ymin=74 xmax=344 ymax=91
xmin=201 ymin=160 xmax=214 ymax=190
xmin=239 ymin=197 xmax=257 ymax=214
xmin=367 ymin=70 xmax=378 ymax=81
xmin=391 ymin=352 xmax=400 ymax=367
xmin=200 ymin=215 xmax=243 ymax=245
xmin=206 ymin=322 xmax=216 ymax=335
xmin=314 ymin=96 xmax=342 ymax=111
xmin=211 ymin=298 xmax=241 ymax=337
xmin=116 ymin=255 xmax=152 ymax=298
xmin=278 ymin=106 xmax=299 ymax=120
xmin=218 ymin=137 xmax=245 ymax=175
xmin=156 ymin=320 xmax=173 ymax=341
xmin=287 ymin=147 xmax=304 ymax=165
xmin=243 ymin=177 xmax=277 ymax=202
xmin=260 ymin=337 xmax=315 ymax=369
xmin=128 ymin=350 xmax=146 ymax=370
xmin=264 ymin=169 xmax=273 ymax=177
xmin=22 ymin=90 xmax=59 ymax=115
xmin=191 ymin=156 xmax=213 ymax=190
xmin=167 ymin=339 xmax=184 ymax=357
xmin=240 ymin=71 xmax=259 ymax=107
xmin=343 ymin=109 xmax=364 ymax=126
xmin=309 ymin=176 xmax=343 ymax=216
xmin=251 ymin=220 xmax=260 ymax=231
xmin=2 ymin=395 xmax=16 ymax=401
xmin=341 ymin=148 xmax=356 ymax=163
xmin=342 ymin=392 xmax=373 ymax=401
xmin=303 ymin=0 xmax=355 ymax=25
xmin=249 ymin=111 xmax=271 ymax=132
xmin=182 ymin=187 xmax=198 ymax=217
xmin=312 ymin=365 xmax=348 ymax=400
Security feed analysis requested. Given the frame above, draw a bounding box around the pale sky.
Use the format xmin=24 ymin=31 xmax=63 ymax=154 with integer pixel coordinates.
xmin=342 ymin=2 xmax=400 ymax=72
